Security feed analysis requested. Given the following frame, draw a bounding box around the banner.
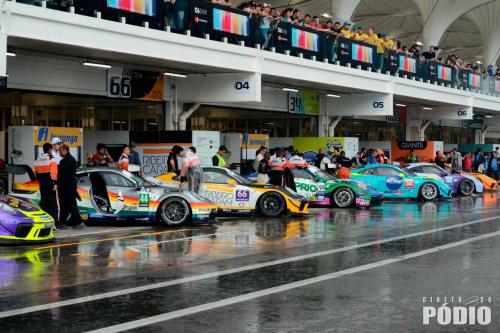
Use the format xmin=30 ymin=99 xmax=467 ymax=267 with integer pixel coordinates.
xmin=291 ymin=27 xmax=319 ymax=52
xmin=496 ymin=79 xmax=500 ymax=95
xmin=468 ymin=73 xmax=481 ymax=89
xmin=106 ymin=0 xmax=156 ymax=16
xmin=241 ymin=134 xmax=269 ymax=149
xmin=213 ymin=7 xmax=249 ymax=36
xmin=399 ymin=55 xmax=417 ymax=73
xmin=338 ymin=38 xmax=376 ymax=69
xmin=107 ymin=67 xmax=164 ymax=101
xmin=465 ymin=113 xmax=484 ymax=129
xmin=292 ymin=137 xmax=358 ymax=158
xmin=34 ymin=127 xmax=82 ymax=148
xmin=288 ymin=91 xmax=320 ymax=115
xmin=437 ymin=65 xmax=452 ymax=82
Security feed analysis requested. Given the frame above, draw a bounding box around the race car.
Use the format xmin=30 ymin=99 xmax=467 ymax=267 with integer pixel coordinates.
xmin=0 ymin=195 xmax=55 ymax=245
xmin=350 ymin=164 xmax=453 ymax=201
xmin=7 ymin=165 xmax=217 ymax=226
xmin=287 ymin=165 xmax=384 ymax=208
xmin=153 ymin=167 xmax=309 ymax=217
xmin=462 ymin=171 xmax=498 ymax=191
xmin=404 ymin=163 xmax=483 ymax=196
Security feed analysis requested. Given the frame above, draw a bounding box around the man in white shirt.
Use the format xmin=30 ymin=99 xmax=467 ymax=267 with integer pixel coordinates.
xmin=253 ymin=146 xmax=267 ymax=172
xmin=51 ymin=137 xmax=63 ymax=164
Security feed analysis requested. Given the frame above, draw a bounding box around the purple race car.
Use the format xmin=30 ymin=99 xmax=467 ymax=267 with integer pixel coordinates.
xmin=404 ymin=163 xmax=479 ymax=196
xmin=0 ymin=195 xmax=55 ymax=245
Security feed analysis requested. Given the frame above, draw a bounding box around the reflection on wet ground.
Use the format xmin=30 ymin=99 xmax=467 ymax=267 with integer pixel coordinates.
xmin=1 ymin=193 xmax=500 ymax=332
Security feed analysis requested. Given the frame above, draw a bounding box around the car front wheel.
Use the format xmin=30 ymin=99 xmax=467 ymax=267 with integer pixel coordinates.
xmin=159 ymin=197 xmax=191 ymax=226
xmin=258 ymin=192 xmax=286 ymax=218
xmin=419 ymin=183 xmax=439 ymax=201
xmin=331 ymin=187 xmax=355 ymax=208
xmin=458 ymin=179 xmax=474 ymax=196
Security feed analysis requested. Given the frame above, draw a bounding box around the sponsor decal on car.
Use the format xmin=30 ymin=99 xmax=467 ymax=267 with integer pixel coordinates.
xmin=235 ymin=189 xmax=250 ymax=201
xmin=386 ymin=176 xmax=403 ymax=190
xmin=404 ymin=179 xmax=415 ymax=189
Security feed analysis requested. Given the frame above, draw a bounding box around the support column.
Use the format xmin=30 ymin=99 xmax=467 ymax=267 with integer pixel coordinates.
xmin=466 ymin=2 xmax=500 ymax=66
xmin=164 ymin=101 xmax=175 ymax=130
xmin=0 ymin=33 xmax=7 ymax=77
xmin=331 ymin=0 xmax=362 ymax=21
xmin=419 ymin=120 xmax=432 ymax=141
xmin=328 ymin=116 xmax=342 ymax=137
xmin=405 ymin=120 xmax=421 ymax=141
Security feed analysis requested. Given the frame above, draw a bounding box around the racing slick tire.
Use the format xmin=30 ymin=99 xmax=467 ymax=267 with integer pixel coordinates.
xmin=331 ymin=187 xmax=355 ymax=208
xmin=258 ymin=192 xmax=286 ymax=218
xmin=419 ymin=182 xmax=439 ymax=201
xmin=158 ymin=197 xmax=191 ymax=226
xmin=458 ymin=179 xmax=474 ymax=196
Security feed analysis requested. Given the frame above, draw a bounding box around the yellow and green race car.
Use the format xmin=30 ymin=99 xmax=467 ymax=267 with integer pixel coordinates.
xmin=0 ymin=195 xmax=55 ymax=245
xmin=152 ymin=167 xmax=309 ymax=218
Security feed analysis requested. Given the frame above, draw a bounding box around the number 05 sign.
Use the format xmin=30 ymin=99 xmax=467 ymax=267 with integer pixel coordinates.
xmin=107 ymin=67 xmax=165 ymax=102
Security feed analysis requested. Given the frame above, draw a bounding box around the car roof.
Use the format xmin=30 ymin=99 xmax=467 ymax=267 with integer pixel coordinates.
xmin=406 ymin=163 xmax=433 ymax=167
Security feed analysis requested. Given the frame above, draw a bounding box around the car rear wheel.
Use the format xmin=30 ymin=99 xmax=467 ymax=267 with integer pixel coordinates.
xmin=331 ymin=187 xmax=355 ymax=208
xmin=459 ymin=179 xmax=474 ymax=196
xmin=159 ymin=197 xmax=191 ymax=226
xmin=258 ymin=192 xmax=285 ymax=218
xmin=419 ymin=183 xmax=439 ymax=201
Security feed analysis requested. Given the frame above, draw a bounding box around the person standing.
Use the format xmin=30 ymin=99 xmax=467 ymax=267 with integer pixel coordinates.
xmin=407 ymin=149 xmax=418 ymax=163
xmin=87 ymin=143 xmax=113 ymax=167
xmin=117 ymin=145 xmax=131 ymax=171
xmin=51 ymin=137 xmax=63 ymax=164
xmin=450 ymin=148 xmax=462 ymax=171
xmin=168 ymin=0 xmax=186 ymax=31
xmin=180 ymin=147 xmax=204 ymax=193
xmin=58 ymin=144 xmax=84 ymax=229
xmin=487 ymin=152 xmax=499 ymax=181
xmin=253 ymin=146 xmax=267 ymax=172
xmin=168 ymin=145 xmax=184 ymax=174
xmin=435 ymin=151 xmax=446 ymax=169
xmin=257 ymin=152 xmax=271 ymax=184
xmin=129 ymin=142 xmax=141 ymax=167
xmin=212 ymin=146 xmax=229 ymax=168
xmin=34 ymin=143 xmax=58 ymax=221
xmin=463 ymin=152 xmax=473 ymax=172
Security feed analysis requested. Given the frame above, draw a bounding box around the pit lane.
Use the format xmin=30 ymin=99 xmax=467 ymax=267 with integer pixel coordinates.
xmin=1 ymin=193 xmax=500 ymax=332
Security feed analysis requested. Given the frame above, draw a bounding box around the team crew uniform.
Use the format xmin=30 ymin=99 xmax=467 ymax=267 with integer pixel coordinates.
xmin=34 ymin=153 xmax=58 ymax=220
xmin=117 ymin=154 xmax=129 ymax=171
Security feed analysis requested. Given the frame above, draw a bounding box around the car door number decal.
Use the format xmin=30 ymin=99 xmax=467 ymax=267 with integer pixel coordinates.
xmin=235 ymin=189 xmax=250 ymax=201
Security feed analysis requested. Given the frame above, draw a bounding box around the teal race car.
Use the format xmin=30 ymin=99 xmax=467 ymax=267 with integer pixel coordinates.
xmin=350 ymin=164 xmax=452 ymax=201
xmin=288 ymin=165 xmax=384 ymax=208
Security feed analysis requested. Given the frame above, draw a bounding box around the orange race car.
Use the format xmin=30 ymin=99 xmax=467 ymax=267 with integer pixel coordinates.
xmin=462 ymin=172 xmax=498 ymax=191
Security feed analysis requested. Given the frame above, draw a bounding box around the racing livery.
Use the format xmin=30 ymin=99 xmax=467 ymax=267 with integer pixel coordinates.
xmin=462 ymin=172 xmax=498 ymax=191
xmin=7 ymin=165 xmax=217 ymax=226
xmin=288 ymin=165 xmax=384 ymax=208
xmin=153 ymin=167 xmax=309 ymax=217
xmin=0 ymin=195 xmax=55 ymax=245
xmin=404 ymin=163 xmax=483 ymax=196
xmin=350 ymin=164 xmax=453 ymax=201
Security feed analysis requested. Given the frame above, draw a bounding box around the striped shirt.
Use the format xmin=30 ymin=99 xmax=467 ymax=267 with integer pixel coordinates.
xmin=34 ymin=153 xmax=58 ymax=181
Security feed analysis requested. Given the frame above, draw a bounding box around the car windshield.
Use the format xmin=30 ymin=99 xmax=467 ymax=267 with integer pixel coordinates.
xmin=121 ymin=170 xmax=156 ymax=187
xmin=0 ymin=196 xmax=39 ymax=212
xmin=309 ymin=167 xmax=335 ymax=181
xmin=226 ymin=169 xmax=255 ymax=185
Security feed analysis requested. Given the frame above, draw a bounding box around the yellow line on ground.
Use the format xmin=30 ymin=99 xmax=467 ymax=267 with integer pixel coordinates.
xmin=34 ymin=229 xmax=194 ymax=250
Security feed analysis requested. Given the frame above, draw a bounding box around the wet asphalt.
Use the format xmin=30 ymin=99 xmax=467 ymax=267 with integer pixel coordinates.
xmin=1 ymin=193 xmax=500 ymax=332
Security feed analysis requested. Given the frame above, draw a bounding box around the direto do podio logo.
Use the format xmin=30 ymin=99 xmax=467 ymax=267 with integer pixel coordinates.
xmin=422 ymin=296 xmax=492 ymax=326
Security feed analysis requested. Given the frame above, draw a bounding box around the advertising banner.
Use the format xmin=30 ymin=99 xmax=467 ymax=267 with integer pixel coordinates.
xmin=292 ymin=137 xmax=358 ymax=158
xmin=338 ymin=38 xmax=376 ymax=69
xmin=107 ymin=0 xmax=156 ymax=16
xmin=107 ymin=67 xmax=164 ymax=101
xmin=241 ymin=134 xmax=269 ymax=160
xmin=272 ymin=22 xmax=291 ymax=53
xmin=288 ymin=91 xmax=321 ymax=115
xmin=391 ymin=139 xmax=442 ymax=163
xmin=468 ymin=73 xmax=481 ymax=90
xmin=289 ymin=25 xmax=320 ymax=58
xmin=465 ymin=113 xmax=484 ymax=129
xmin=388 ymin=52 xmax=418 ymax=78
xmin=34 ymin=127 xmax=83 ymax=148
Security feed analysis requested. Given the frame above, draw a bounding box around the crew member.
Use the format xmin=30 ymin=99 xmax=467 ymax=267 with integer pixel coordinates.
xmin=180 ymin=147 xmax=204 ymax=193
xmin=212 ymin=145 xmax=229 ymax=168
xmin=168 ymin=145 xmax=184 ymax=174
xmin=51 ymin=137 xmax=63 ymax=164
xmin=34 ymin=143 xmax=58 ymax=221
xmin=407 ymin=149 xmax=418 ymax=163
xmin=87 ymin=143 xmax=113 ymax=167
xmin=435 ymin=150 xmax=446 ymax=169
xmin=117 ymin=145 xmax=130 ymax=171
xmin=129 ymin=142 xmax=141 ymax=167
xmin=58 ymin=144 xmax=84 ymax=229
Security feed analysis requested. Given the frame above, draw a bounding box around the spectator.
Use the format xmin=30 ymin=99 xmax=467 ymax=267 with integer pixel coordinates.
xmin=87 ymin=143 xmax=113 ymax=167
xmin=58 ymin=144 xmax=84 ymax=229
xmin=332 ymin=21 xmax=341 ymax=34
xmin=473 ymin=149 xmax=485 ymax=172
xmin=269 ymin=149 xmax=286 ymax=186
xmin=287 ymin=146 xmax=295 ymax=159
xmin=117 ymin=145 xmax=130 ymax=171
xmin=340 ymin=21 xmax=352 ymax=39
xmin=435 ymin=150 xmax=446 ymax=169
xmin=168 ymin=0 xmax=186 ymax=32
xmin=359 ymin=148 xmax=368 ymax=165
xmin=314 ymin=148 xmax=327 ymax=168
xmin=257 ymin=152 xmax=271 ymax=183
xmin=407 ymin=149 xmax=419 ymax=163
xmin=423 ymin=46 xmax=438 ymax=60
xmin=281 ymin=8 xmax=293 ymax=22
xmin=367 ymin=149 xmax=377 ymax=164
xmin=302 ymin=14 xmax=312 ymax=27
xmin=463 ymin=152 xmax=473 ymax=172
xmin=487 ymin=151 xmax=499 ymax=180
xmin=212 ymin=145 xmax=229 ymax=167
xmin=337 ymin=151 xmax=352 ymax=168
xmin=449 ymin=148 xmax=462 ymax=171
xmin=364 ymin=27 xmax=378 ymax=45
xmin=129 ymin=142 xmax=141 ymax=167
xmin=376 ymin=148 xmax=387 ymax=164
xmin=259 ymin=3 xmax=272 ymax=46
xmin=291 ymin=9 xmax=301 ymax=24
xmin=168 ymin=145 xmax=184 ymax=174
xmin=34 ymin=143 xmax=58 ymax=221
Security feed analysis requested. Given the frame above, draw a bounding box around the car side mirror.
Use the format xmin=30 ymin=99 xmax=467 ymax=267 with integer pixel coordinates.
xmin=227 ymin=179 xmax=237 ymax=186
xmin=399 ymin=173 xmax=405 ymax=178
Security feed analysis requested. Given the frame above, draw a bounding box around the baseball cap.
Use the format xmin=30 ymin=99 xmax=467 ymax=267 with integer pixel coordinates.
xmin=51 ymin=137 xmax=62 ymax=145
xmin=342 ymin=21 xmax=351 ymax=26
xmin=262 ymin=3 xmax=271 ymax=8
xmin=328 ymin=147 xmax=337 ymax=153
